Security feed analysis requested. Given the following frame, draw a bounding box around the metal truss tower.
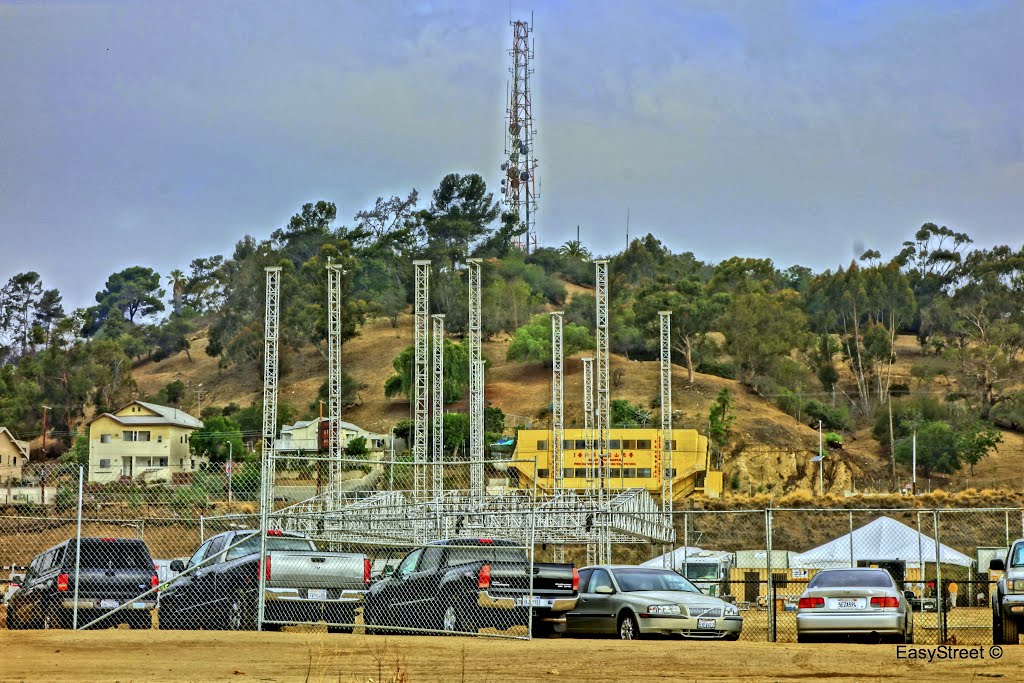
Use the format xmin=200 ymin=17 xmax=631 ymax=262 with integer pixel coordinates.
xmin=550 ymin=312 xmax=564 ymax=490
xmin=500 ymin=18 xmax=539 ymax=253
xmin=659 ymin=311 xmax=673 ymax=514
xmin=594 ymin=260 xmax=610 ymax=486
xmin=326 ymin=263 xmax=344 ymax=493
xmin=413 ymin=260 xmax=431 ymax=498
xmin=467 ymin=258 xmax=484 ymax=495
xmin=582 ymin=357 xmax=594 ymax=488
xmin=257 ymin=265 xmax=281 ymax=628
xmin=431 ymin=314 xmax=445 ymax=501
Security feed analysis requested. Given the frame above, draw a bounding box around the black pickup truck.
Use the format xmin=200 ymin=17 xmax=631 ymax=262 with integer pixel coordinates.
xmin=158 ymin=529 xmax=369 ymax=631
xmin=6 ymin=537 xmax=158 ymax=630
xmin=363 ymin=539 xmax=578 ymax=637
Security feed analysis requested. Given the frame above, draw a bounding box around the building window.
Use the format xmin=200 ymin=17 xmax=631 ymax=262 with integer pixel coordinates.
xmin=574 ymin=468 xmax=588 ymax=478
xmin=12 ymin=456 xmax=17 ymax=466
xmin=622 ymin=468 xmax=636 ymax=478
xmin=159 ymin=458 xmax=168 ymax=467
xmin=190 ymin=459 xmax=195 ymax=469
xmin=562 ymin=468 xmax=574 ymax=480
xmin=180 ymin=436 xmax=184 ymax=444
xmin=562 ymin=439 xmax=573 ymax=449
xmin=608 ymin=440 xmax=621 ymax=450
xmin=536 ymin=468 xmax=549 ymax=479
xmin=536 ymin=440 xmax=548 ymax=450
xmin=636 ymin=440 xmax=651 ymax=450
xmin=100 ymin=434 xmax=112 ymax=444
xmin=574 ymin=439 xmax=586 ymax=449
xmin=671 ymin=440 xmax=677 ymax=450
xmin=99 ymin=459 xmax=111 ymax=469
xmin=179 ymin=459 xmax=183 ymax=467
xmin=608 ymin=468 xmax=621 ymax=478
xmin=157 ymin=435 xmax=163 ymax=443
xmin=622 ymin=440 xmax=636 ymax=450
xmin=123 ymin=431 xmax=151 ymax=442
xmin=772 ymin=573 xmax=788 ymax=589
xmin=637 ymin=468 xmax=652 ymax=478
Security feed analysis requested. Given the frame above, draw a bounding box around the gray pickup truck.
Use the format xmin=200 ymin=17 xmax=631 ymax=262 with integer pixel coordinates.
xmin=158 ymin=529 xmax=369 ymax=632
xmin=990 ymin=538 xmax=1024 ymax=645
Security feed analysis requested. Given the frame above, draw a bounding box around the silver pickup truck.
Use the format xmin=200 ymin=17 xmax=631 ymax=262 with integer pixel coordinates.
xmin=158 ymin=529 xmax=369 ymax=632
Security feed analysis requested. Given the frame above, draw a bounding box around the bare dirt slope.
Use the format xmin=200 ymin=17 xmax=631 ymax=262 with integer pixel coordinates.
xmin=3 ymin=631 xmax=1019 ymax=683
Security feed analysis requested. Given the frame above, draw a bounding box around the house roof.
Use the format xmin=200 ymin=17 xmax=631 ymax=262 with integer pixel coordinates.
xmin=0 ymin=427 xmax=29 ymax=458
xmin=88 ymin=401 xmax=203 ymax=430
xmin=791 ymin=516 xmax=973 ymax=568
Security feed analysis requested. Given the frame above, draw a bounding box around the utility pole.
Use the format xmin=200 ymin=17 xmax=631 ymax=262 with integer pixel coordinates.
xmin=818 ymin=420 xmax=823 ymax=496
xmin=912 ymin=429 xmax=917 ymax=496
xmin=41 ymin=405 xmax=51 ymax=453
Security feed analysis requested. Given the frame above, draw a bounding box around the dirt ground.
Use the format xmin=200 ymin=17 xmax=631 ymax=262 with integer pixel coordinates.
xmin=2 ymin=630 xmax=1021 ymax=683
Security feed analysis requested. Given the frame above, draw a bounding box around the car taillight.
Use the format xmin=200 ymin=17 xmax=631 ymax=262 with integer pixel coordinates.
xmin=257 ymin=555 xmax=271 ymax=581
xmin=267 ymin=529 xmax=283 ymax=536
xmin=477 ymin=564 xmax=491 ymax=590
xmin=56 ymin=573 xmax=69 ymax=592
xmin=363 ymin=558 xmax=371 ymax=586
xmin=871 ymin=596 xmax=899 ymax=608
xmin=798 ymin=597 xmax=824 ymax=608
xmin=151 ymin=574 xmax=159 ymax=588
xmin=572 ymin=568 xmax=580 ymax=591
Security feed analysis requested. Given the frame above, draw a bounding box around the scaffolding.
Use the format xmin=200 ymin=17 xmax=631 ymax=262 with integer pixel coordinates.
xmin=551 ymin=312 xmax=564 ymax=490
xmin=467 ymin=258 xmax=484 ymax=495
xmin=327 ymin=263 xmax=344 ymax=494
xmin=431 ymin=314 xmax=445 ymax=502
xmin=413 ymin=260 xmax=431 ymax=498
xmin=582 ymin=356 xmax=595 ymax=488
xmin=258 ymin=266 xmax=281 ymax=627
xmin=659 ymin=311 xmax=672 ymax=513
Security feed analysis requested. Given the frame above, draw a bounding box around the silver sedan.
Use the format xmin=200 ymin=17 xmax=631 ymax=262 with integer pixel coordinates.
xmin=796 ymin=567 xmax=914 ymax=644
xmin=565 ymin=565 xmax=743 ymax=640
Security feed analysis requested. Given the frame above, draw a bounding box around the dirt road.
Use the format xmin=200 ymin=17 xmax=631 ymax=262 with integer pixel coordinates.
xmin=2 ymin=631 xmax=1021 ymax=683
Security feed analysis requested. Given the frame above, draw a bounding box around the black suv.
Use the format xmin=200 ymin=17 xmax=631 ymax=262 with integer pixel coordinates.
xmin=6 ymin=537 xmax=159 ymax=630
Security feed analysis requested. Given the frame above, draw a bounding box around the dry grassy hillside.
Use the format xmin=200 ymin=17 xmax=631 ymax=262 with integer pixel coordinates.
xmin=131 ymin=308 xmax=1021 ymax=496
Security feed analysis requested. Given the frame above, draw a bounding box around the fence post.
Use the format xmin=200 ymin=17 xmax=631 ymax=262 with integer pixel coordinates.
xmin=934 ymin=510 xmax=944 ymax=643
xmin=199 ymin=515 xmax=205 ymax=542
xmin=765 ymin=506 xmax=775 ymax=642
xmin=848 ymin=510 xmax=854 ymax=568
xmin=72 ymin=465 xmax=83 ymax=629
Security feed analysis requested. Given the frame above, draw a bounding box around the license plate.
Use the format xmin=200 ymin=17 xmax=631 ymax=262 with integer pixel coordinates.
xmin=514 ymin=596 xmax=553 ymax=608
xmin=100 ymin=599 xmax=119 ymax=609
xmin=697 ymin=618 xmax=716 ymax=629
xmin=307 ymin=588 xmax=328 ymax=600
xmin=829 ymin=598 xmax=864 ymax=610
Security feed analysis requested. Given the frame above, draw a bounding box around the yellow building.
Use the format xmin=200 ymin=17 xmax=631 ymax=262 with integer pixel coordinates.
xmin=87 ymin=401 xmax=204 ymax=483
xmin=0 ymin=427 xmax=29 ymax=483
xmin=509 ymin=427 xmax=723 ymax=498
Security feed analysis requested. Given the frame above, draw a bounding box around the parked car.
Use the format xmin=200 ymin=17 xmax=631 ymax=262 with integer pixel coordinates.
xmin=990 ymin=538 xmax=1024 ymax=645
xmin=565 ymin=565 xmax=742 ymax=640
xmin=157 ymin=529 xmax=369 ymax=632
xmin=363 ymin=538 xmax=578 ymax=638
xmin=6 ymin=537 xmax=158 ymax=630
xmin=795 ymin=567 xmax=913 ymax=643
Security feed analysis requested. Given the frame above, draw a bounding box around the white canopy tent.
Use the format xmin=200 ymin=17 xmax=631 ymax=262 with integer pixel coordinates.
xmin=641 ymin=546 xmax=734 ymax=569
xmin=791 ymin=516 xmax=973 ymax=569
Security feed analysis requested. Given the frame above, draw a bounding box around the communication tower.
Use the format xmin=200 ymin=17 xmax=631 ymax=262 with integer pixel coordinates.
xmin=500 ymin=18 xmax=539 ymax=253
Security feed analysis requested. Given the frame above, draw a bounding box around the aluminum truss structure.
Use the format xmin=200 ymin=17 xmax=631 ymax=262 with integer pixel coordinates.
xmin=582 ymin=357 xmax=595 ymax=488
xmin=413 ymin=260 xmax=431 ymax=498
xmin=550 ymin=312 xmax=564 ymax=490
xmin=327 ymin=263 xmax=344 ymax=493
xmin=258 ymin=266 xmax=281 ymax=626
xmin=594 ymin=260 xmax=610 ymax=481
xmin=467 ymin=258 xmax=484 ymax=495
xmin=659 ymin=311 xmax=673 ymax=514
xmin=431 ymin=314 xmax=445 ymax=502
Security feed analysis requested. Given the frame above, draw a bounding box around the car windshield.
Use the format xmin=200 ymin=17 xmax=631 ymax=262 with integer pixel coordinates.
xmin=682 ymin=563 xmax=719 ymax=580
xmin=224 ymin=534 xmax=313 ymax=561
xmin=612 ymin=568 xmax=701 ymax=593
xmin=1011 ymin=544 xmax=1024 ymax=568
xmin=808 ymin=570 xmax=892 ymax=588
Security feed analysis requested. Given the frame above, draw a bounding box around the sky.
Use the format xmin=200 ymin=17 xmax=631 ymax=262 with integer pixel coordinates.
xmin=1 ymin=0 xmax=1022 ymax=311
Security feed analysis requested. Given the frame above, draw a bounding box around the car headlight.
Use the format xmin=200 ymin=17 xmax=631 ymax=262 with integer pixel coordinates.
xmin=647 ymin=604 xmax=682 ymax=615
xmin=1009 ymin=579 xmax=1024 ymax=593
xmin=724 ymin=604 xmax=740 ymax=616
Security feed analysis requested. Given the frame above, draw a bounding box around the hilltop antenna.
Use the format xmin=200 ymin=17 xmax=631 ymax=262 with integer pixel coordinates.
xmin=626 ymin=207 xmax=630 ymax=250
xmin=501 ymin=17 xmax=539 ymax=253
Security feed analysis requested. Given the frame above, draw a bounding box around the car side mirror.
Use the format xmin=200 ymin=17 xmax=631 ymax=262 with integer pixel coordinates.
xmin=594 ymin=585 xmax=614 ymax=595
xmin=904 ymin=590 xmax=915 ymax=600
xmin=380 ymin=565 xmax=394 ymax=578
xmin=170 ymin=560 xmax=185 ymax=573
xmin=989 ymin=559 xmax=1005 ymax=572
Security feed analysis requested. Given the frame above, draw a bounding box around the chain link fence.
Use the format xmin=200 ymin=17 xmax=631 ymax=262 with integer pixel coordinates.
xmin=2 ymin=461 xmax=1022 ymax=645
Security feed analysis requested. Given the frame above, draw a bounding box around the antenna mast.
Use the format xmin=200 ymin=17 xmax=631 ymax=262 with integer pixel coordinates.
xmin=501 ymin=17 xmax=539 ymax=253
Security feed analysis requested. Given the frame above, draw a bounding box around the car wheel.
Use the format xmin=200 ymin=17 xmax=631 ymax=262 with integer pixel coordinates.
xmin=617 ymin=612 xmax=640 ymax=641
xmin=1001 ymin=611 xmax=1019 ymax=645
xmin=796 ymin=634 xmax=813 ymax=644
xmin=531 ymin=621 xmax=562 ymax=639
xmin=227 ymin=591 xmax=257 ymax=631
xmin=993 ymin=608 xmax=1003 ymax=643
xmin=6 ymin=606 xmax=20 ymax=630
xmin=440 ymin=601 xmax=477 ymax=635
xmin=157 ymin=607 xmax=180 ymax=630
xmin=723 ymin=633 xmax=740 ymax=641
xmin=44 ymin=603 xmax=69 ymax=630
xmin=127 ymin=612 xmax=151 ymax=630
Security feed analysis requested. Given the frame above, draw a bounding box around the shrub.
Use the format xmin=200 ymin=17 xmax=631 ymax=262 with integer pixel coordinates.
xmin=824 ymin=432 xmax=844 ymax=448
xmin=697 ymin=358 xmax=737 ymax=380
xmin=804 ymin=400 xmax=851 ymax=431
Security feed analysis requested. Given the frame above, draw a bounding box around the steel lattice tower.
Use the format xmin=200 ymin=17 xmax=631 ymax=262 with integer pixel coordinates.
xmin=431 ymin=314 xmax=445 ymax=502
xmin=500 ymin=18 xmax=539 ymax=253
xmin=594 ymin=260 xmax=610 ymax=487
xmin=413 ymin=260 xmax=431 ymax=498
xmin=257 ymin=265 xmax=281 ymax=629
xmin=659 ymin=311 xmax=673 ymax=514
xmin=582 ymin=357 xmax=595 ymax=488
xmin=550 ymin=312 xmax=564 ymax=490
xmin=467 ymin=258 xmax=484 ymax=495
xmin=326 ymin=263 xmax=344 ymax=494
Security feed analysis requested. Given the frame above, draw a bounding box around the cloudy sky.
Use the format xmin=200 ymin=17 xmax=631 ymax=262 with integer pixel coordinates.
xmin=1 ymin=0 xmax=1021 ymax=310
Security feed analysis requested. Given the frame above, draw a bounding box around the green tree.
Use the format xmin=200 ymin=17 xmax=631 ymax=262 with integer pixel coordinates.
xmin=344 ymin=436 xmax=369 ymax=458
xmin=558 ymin=239 xmax=591 ymax=260
xmin=58 ymin=434 xmax=90 ymax=468
xmin=421 ymin=173 xmax=500 ymax=268
xmin=385 ymin=340 xmax=470 ymax=403
xmin=0 ymin=272 xmax=62 ymax=354
xmin=167 ymin=269 xmax=186 ymax=315
xmin=164 ymin=380 xmax=186 ymax=406
xmin=190 ymin=415 xmax=245 ymax=464
xmin=84 ymin=266 xmax=166 ymax=334
xmin=718 ymin=290 xmax=809 ymax=386
xmin=708 ymin=389 xmax=735 ymax=463
xmin=505 ymin=314 xmax=595 ymax=365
